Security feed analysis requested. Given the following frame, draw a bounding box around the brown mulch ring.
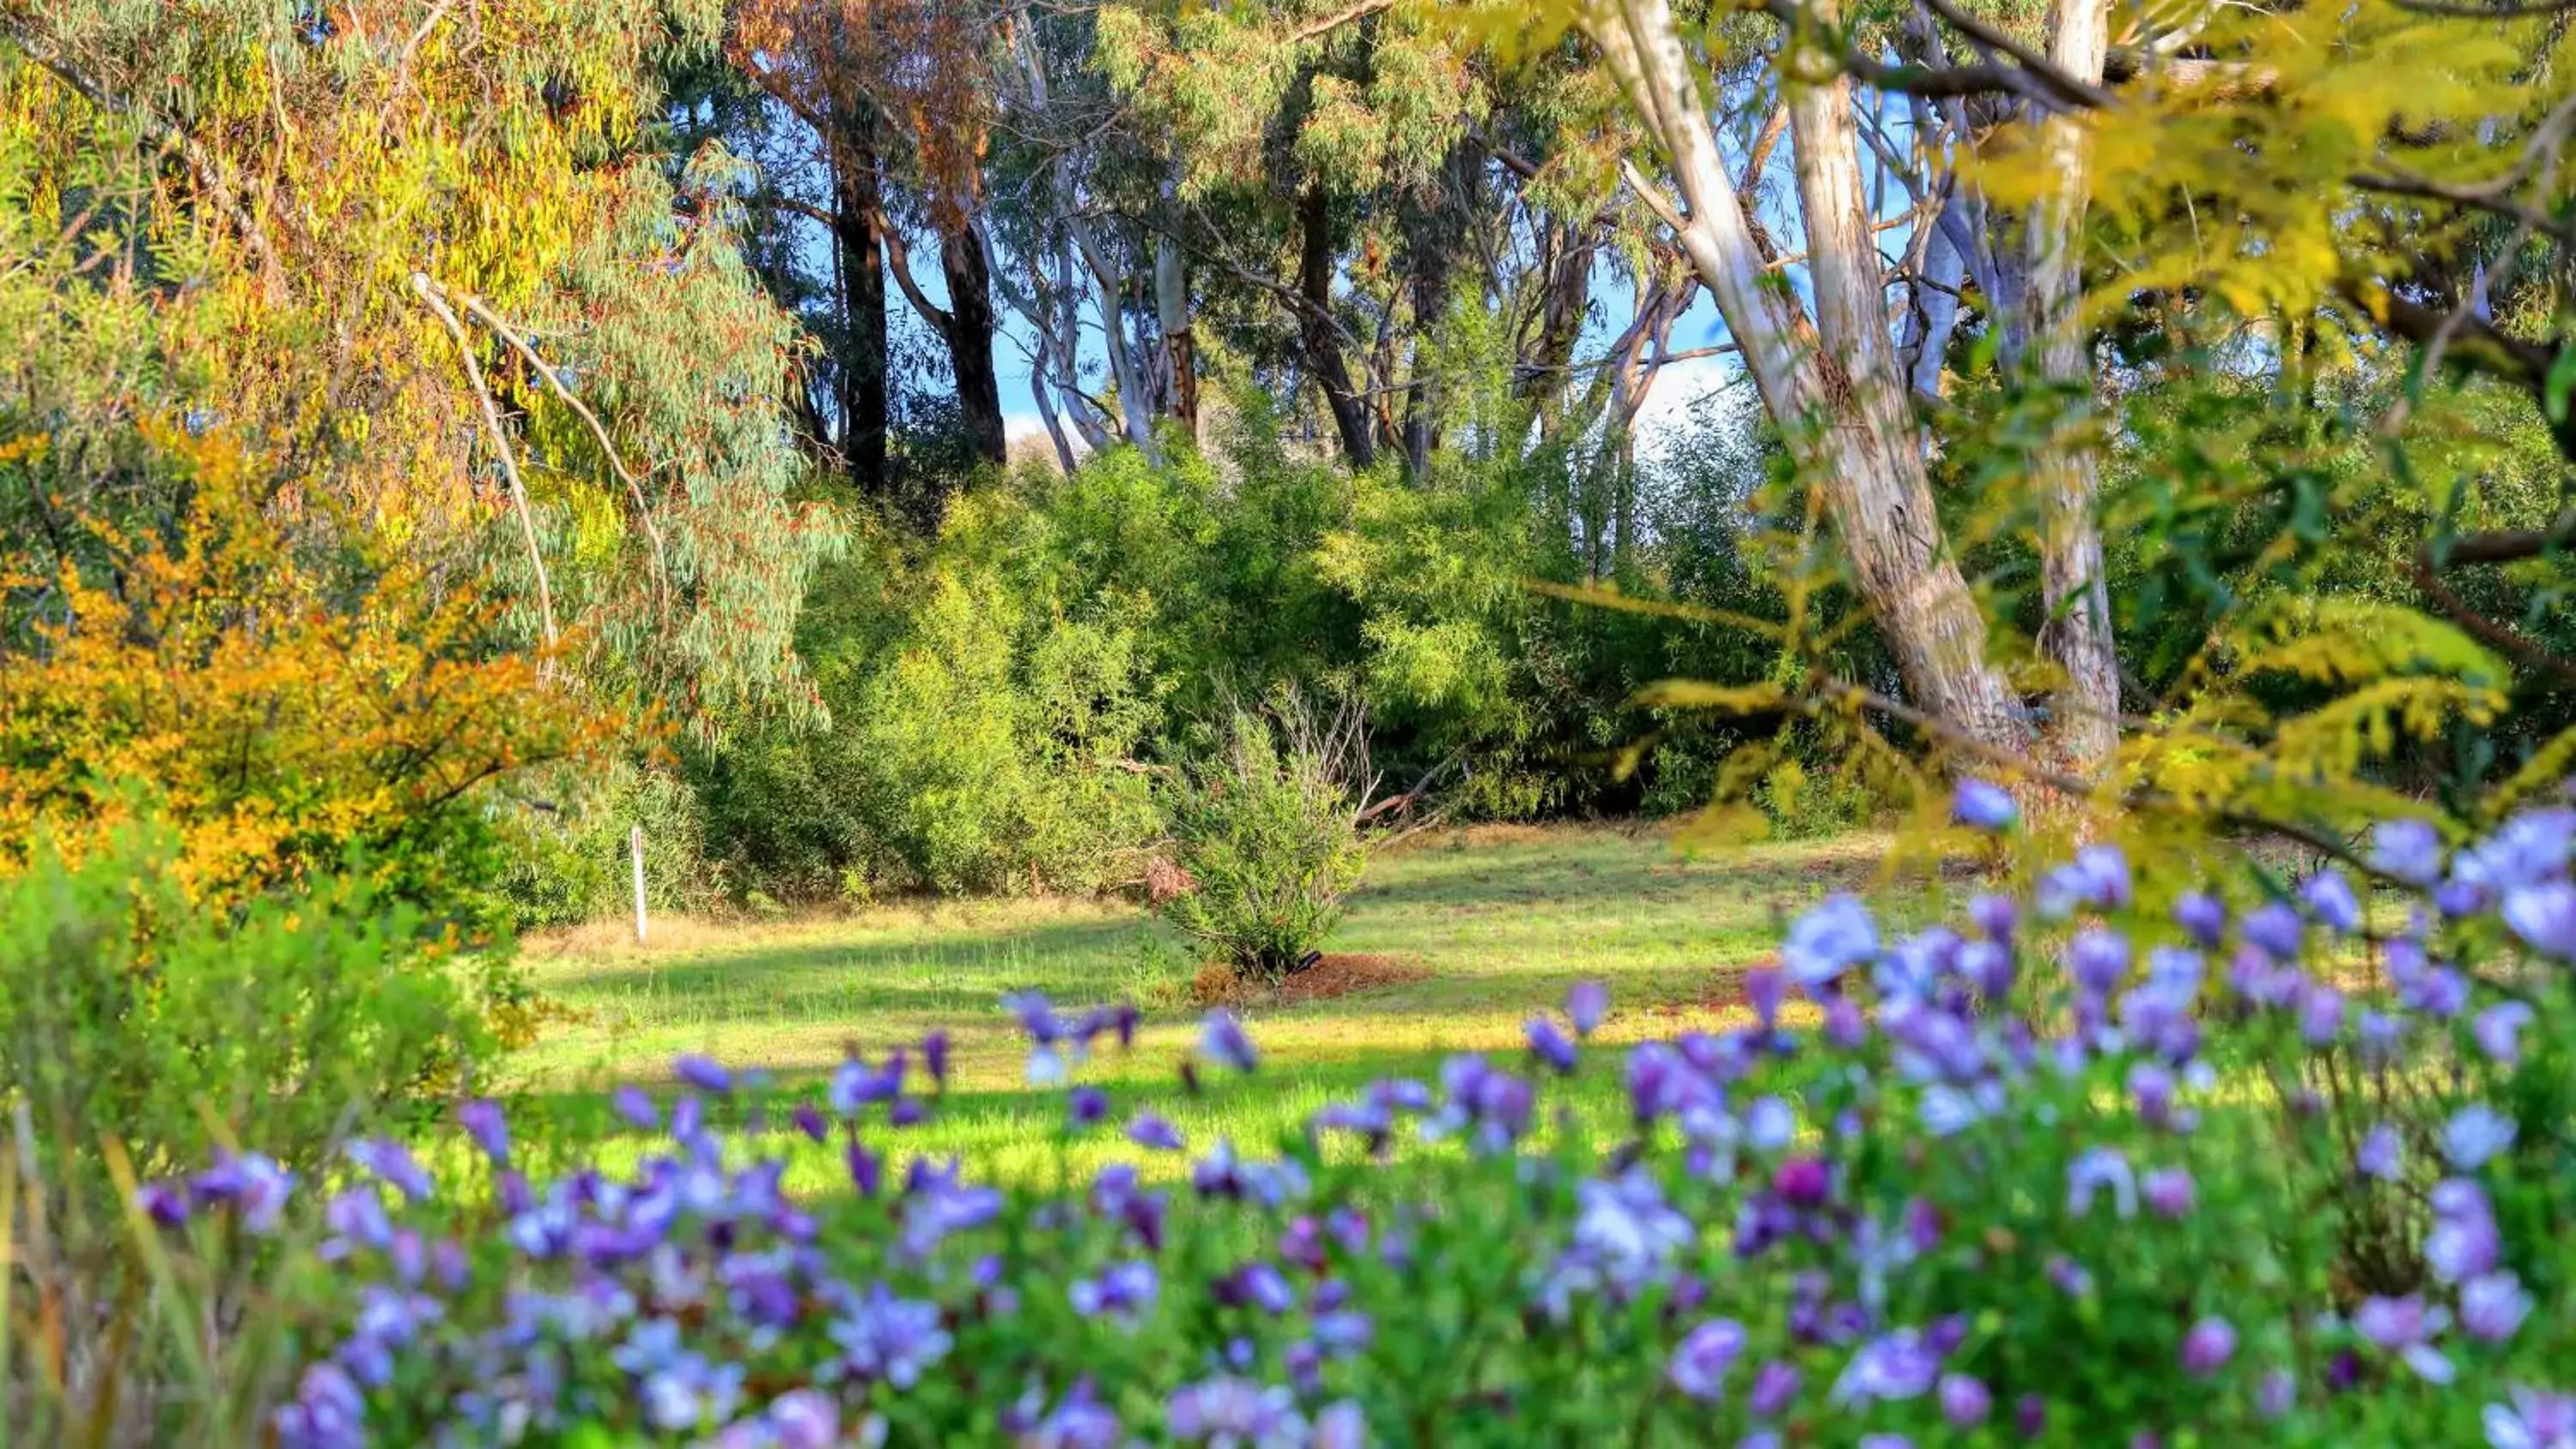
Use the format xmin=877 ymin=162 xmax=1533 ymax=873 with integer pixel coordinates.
xmin=1643 ymin=955 xmax=1765 ymax=1022
xmin=1192 ymin=953 xmax=1433 ymax=1007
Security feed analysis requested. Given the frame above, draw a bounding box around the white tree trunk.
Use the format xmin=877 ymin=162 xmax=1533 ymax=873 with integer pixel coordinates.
xmin=1590 ymin=0 xmax=2037 ymax=755
xmin=2020 ymin=0 xmax=2122 ymax=770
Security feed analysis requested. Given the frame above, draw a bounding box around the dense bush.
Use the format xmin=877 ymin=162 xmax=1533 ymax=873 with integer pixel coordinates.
xmin=0 ymin=825 xmax=516 ymax=1442
xmin=99 ymin=797 xmax=2576 ymax=1446
xmin=1154 ymin=697 xmax=1374 ymax=979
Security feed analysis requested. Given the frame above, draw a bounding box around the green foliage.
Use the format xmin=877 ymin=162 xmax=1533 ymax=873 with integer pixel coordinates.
xmin=1152 ymin=696 xmax=1372 ymax=979
xmin=0 ymin=824 xmax=501 ymax=1197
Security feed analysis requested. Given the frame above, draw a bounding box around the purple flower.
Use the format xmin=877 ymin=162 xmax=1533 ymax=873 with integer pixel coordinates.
xmin=1744 ymin=966 xmax=1788 ymax=1029
xmin=1069 ymin=1259 xmax=1160 ymax=1325
xmin=1748 ymin=1359 xmax=1801 ymax=1416
xmin=192 ymin=1153 xmax=293 ymax=1233
xmin=1127 ymin=1113 xmax=1185 ymax=1151
xmin=2474 ymin=1001 xmax=2537 ymax=1067
xmin=2241 ymin=902 xmax=2305 ymax=961
xmin=1199 ymin=1011 xmax=1259 ymax=1073
xmin=1967 ymin=892 xmax=2017 ymax=940
xmin=2445 ymin=1104 xmax=2517 ymax=1170
xmin=672 ymin=1054 xmax=732 ymax=1094
xmin=2462 ymin=1271 xmax=2534 ymax=1343
xmin=1774 ymin=1155 xmax=1831 ymax=1208
xmin=766 ymin=1389 xmax=840 ymax=1449
xmin=2356 ymin=1123 xmax=2403 ymax=1182
xmin=2372 ymin=818 xmax=2445 ymax=885
xmin=134 ymin=1180 xmax=190 ymax=1228
xmin=456 ymin=1099 xmax=510 ymax=1166
xmin=1567 ymin=979 xmax=1609 ymax=1037
xmin=2502 ymin=882 xmax=2576 ymax=959
xmin=612 ymin=1086 xmax=659 ymax=1130
xmin=347 ymin=1138 xmax=433 ymax=1203
xmin=1526 ymin=1016 xmax=1577 ymax=1075
xmin=2142 ymin=1167 xmax=2195 ymax=1218
xmin=271 ymin=1361 xmax=365 ymax=1449
xmin=1832 ymin=1328 xmax=1941 ymax=1404
xmin=1745 ymin=1096 xmax=1795 ymax=1153
xmin=790 ymin=1104 xmax=828 ymax=1143
xmin=2067 ymin=1147 xmax=2137 ymax=1219
xmin=1940 ymin=1373 xmax=1993 ymax=1427
xmin=2173 ymin=891 xmax=2227 ymax=948
xmin=1668 ymin=1318 xmax=1747 ymax=1401
xmin=1069 ymin=1087 xmax=1109 ymax=1128
xmin=1314 ymin=1400 xmax=1366 ymax=1449
xmin=2068 ymin=928 xmax=2130 ymax=994
xmin=2179 ymin=1316 xmax=2236 ymax=1377
xmin=2016 ymin=1395 xmax=2048 ymax=1438
xmin=1005 ymin=991 xmax=1063 ymax=1044
xmin=2486 ymin=1387 xmax=2576 ymax=1449
xmin=827 ymin=1284 xmax=952 ymax=1389
xmin=2298 ymin=983 xmax=2346 ymax=1046
xmin=1166 ymin=1377 xmax=1305 ymax=1446
xmin=1784 ymin=894 xmax=1879 ymax=986
xmin=1953 ymin=778 xmax=2019 ymax=830
xmin=2428 ymin=1179 xmax=2501 ymax=1283
xmin=2258 ymin=1368 xmax=2297 ymax=1419
xmin=2301 ymin=869 xmax=2362 ymax=932
xmin=2354 ymin=1294 xmax=2454 ymax=1383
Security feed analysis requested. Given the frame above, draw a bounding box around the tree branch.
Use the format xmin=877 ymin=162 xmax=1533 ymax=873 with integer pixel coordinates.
xmin=411 ymin=272 xmax=557 ymax=652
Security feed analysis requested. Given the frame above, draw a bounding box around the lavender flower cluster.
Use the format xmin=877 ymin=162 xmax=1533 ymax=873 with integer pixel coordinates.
xmin=142 ymin=785 xmax=2576 ymax=1446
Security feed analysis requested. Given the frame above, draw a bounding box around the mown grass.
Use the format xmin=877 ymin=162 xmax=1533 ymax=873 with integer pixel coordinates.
xmin=509 ymin=825 xmax=1893 ymax=1185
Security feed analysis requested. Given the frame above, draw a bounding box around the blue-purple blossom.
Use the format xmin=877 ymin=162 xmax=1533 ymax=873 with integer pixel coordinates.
xmin=1952 ymin=778 xmax=2018 ymax=830
xmin=1525 ymin=1016 xmax=1577 ymax=1074
xmin=1748 ymin=1360 xmax=1801 ymax=1417
xmin=192 ymin=1153 xmax=293 ymax=1233
xmin=2502 ymin=882 xmax=2576 ymax=960
xmin=922 ymin=1028 xmax=951 ymax=1088
xmin=1783 ymin=894 xmax=1879 ymax=986
xmin=2173 ymin=891 xmax=2227 ymax=948
xmin=1127 ymin=1113 xmax=1185 ymax=1151
xmin=2429 ymin=1179 xmax=2502 ymax=1283
xmin=2302 ymin=868 xmax=2361 ymax=931
xmin=457 ymin=1099 xmax=510 ymax=1165
xmin=2258 ymin=1368 xmax=2297 ymax=1419
xmin=1667 ymin=1318 xmax=1747 ymax=1401
xmin=272 ymin=1361 xmax=366 ymax=1449
xmin=1567 ymin=979 xmax=1608 ymax=1037
xmin=2242 ymin=901 xmax=2305 ymax=961
xmin=2354 ymin=1294 xmax=2454 ymax=1383
xmin=1069 ymin=1260 xmax=1160 ymax=1325
xmin=2462 ymin=1271 xmax=2534 ymax=1343
xmin=347 ymin=1138 xmax=432 ymax=1203
xmin=2372 ymin=818 xmax=2445 ymax=885
xmin=2486 ymin=1387 xmax=2576 ymax=1449
xmin=1165 ymin=1377 xmax=1305 ymax=1446
xmin=1832 ymin=1328 xmax=1941 ymax=1404
xmin=1939 ymin=1373 xmax=1992 ymax=1427
xmin=825 ymin=1285 xmax=952 ymax=1389
xmin=611 ymin=1085 xmax=659 ymax=1130
xmin=2142 ymin=1167 xmax=2194 ymax=1219
xmin=1199 ymin=1011 xmax=1260 ymax=1073
xmin=1068 ymin=1087 xmax=1109 ymax=1129
xmin=2445 ymin=1104 xmax=2518 ymax=1170
xmin=2067 ymin=1147 xmax=2138 ymax=1219
xmin=2474 ymin=1001 xmax=2537 ymax=1066
xmin=2357 ymin=1124 xmax=2403 ymax=1182
xmin=671 ymin=1055 xmax=732 ymax=1094
xmin=2068 ymin=928 xmax=2129 ymax=994
xmin=2179 ymin=1316 xmax=2236 ymax=1377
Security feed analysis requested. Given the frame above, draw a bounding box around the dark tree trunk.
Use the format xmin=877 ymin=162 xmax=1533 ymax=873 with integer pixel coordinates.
xmin=1521 ymin=217 xmax=1598 ymax=439
xmin=1297 ymin=182 xmax=1375 ymax=470
xmin=939 ymin=221 xmax=1007 ymax=466
xmin=833 ymin=139 xmax=890 ymax=497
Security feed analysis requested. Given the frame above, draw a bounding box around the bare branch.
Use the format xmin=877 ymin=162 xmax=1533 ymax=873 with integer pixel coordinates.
xmin=411 ymin=272 xmax=557 ymax=652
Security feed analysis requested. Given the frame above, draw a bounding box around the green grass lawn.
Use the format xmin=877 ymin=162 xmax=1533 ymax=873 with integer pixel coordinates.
xmin=511 ymin=825 xmax=1887 ymax=1183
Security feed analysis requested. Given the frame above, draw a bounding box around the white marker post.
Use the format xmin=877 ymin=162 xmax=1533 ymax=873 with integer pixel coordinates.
xmin=630 ymin=824 xmax=648 ymax=948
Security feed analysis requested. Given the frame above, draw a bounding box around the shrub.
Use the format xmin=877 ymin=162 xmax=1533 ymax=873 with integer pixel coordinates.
xmin=120 ymin=797 xmax=2576 ymax=1447
xmin=1154 ymin=696 xmax=1374 ymax=979
xmin=0 ymin=823 xmax=511 ymax=1443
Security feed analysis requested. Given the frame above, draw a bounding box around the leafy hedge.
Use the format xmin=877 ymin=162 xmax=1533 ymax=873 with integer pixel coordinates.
xmin=129 ymin=797 xmax=2576 ymax=1446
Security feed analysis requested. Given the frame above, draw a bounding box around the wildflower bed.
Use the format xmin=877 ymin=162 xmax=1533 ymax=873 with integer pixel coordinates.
xmin=155 ymin=797 xmax=2576 ymax=1446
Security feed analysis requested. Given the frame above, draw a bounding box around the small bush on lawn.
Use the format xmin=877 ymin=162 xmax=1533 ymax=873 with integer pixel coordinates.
xmin=110 ymin=793 xmax=2576 ymax=1447
xmin=1153 ymin=695 xmax=1373 ymax=980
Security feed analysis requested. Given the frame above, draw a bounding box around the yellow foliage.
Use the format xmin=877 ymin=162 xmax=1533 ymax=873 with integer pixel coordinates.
xmin=0 ymin=427 xmax=609 ymax=906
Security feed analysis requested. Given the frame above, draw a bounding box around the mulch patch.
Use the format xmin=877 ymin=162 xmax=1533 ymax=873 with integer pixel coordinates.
xmin=1191 ymin=953 xmax=1433 ymax=1007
